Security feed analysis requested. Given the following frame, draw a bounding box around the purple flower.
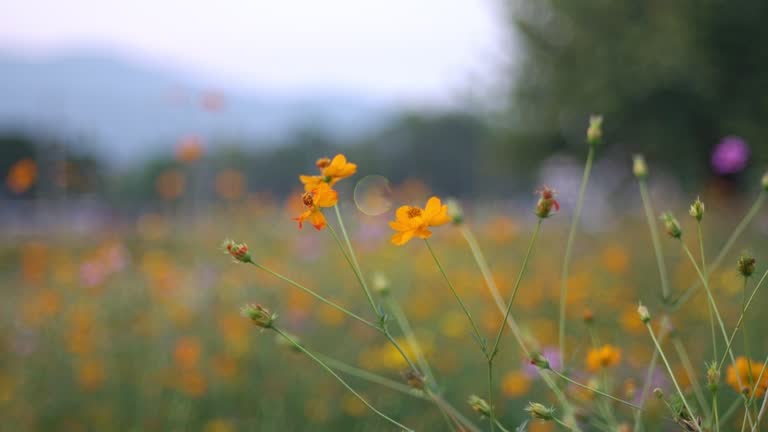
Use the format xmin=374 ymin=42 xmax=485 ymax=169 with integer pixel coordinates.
xmin=712 ymin=136 xmax=749 ymax=175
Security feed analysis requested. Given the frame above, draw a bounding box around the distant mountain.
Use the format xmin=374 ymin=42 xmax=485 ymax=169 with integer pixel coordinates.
xmin=0 ymin=52 xmax=393 ymax=165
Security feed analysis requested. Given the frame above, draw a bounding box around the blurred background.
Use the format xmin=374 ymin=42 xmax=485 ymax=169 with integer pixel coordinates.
xmin=3 ymin=1 xmax=768 ymax=431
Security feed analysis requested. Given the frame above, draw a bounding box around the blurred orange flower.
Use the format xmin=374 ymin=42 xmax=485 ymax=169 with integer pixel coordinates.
xmin=299 ymin=154 xmax=357 ymax=191
xmin=176 ymin=135 xmax=204 ymax=163
xmin=389 ymin=197 xmax=451 ymax=245
xmin=215 ymin=168 xmax=246 ymax=201
xmin=726 ymin=356 xmax=768 ymax=397
xmin=6 ymin=158 xmax=37 ymax=194
xmin=294 ymin=183 xmax=338 ymax=230
xmin=156 ymin=169 xmax=186 ymax=200
xmin=174 ymin=337 xmax=202 ymax=370
xmin=586 ymin=344 xmax=622 ymax=371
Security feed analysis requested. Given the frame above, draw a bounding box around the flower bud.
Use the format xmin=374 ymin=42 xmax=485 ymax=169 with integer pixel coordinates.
xmin=653 ymin=388 xmax=664 ymax=399
xmin=371 ymin=271 xmax=390 ymax=297
xmin=583 ymin=309 xmax=594 ymax=325
xmin=525 ymin=402 xmax=555 ymax=421
xmin=637 ymin=303 xmax=651 ymax=324
xmin=402 ymin=369 xmax=426 ymax=390
xmin=535 ymin=186 xmax=560 ymax=219
xmin=222 ymin=238 xmax=252 ymax=263
xmin=468 ymin=395 xmax=492 ymax=417
xmin=446 ymin=198 xmax=464 ymax=225
xmin=762 ymin=171 xmax=768 ymax=191
xmin=241 ymin=303 xmax=276 ymax=329
xmin=689 ymin=198 xmax=705 ymax=222
xmin=632 ymin=154 xmax=648 ymax=179
xmin=660 ymin=212 xmax=682 ymax=239
xmin=706 ymin=362 xmax=720 ymax=393
xmin=738 ymin=254 xmax=756 ymax=277
xmin=587 ymin=115 xmax=603 ymax=146
xmin=529 ymin=352 xmax=551 ymax=370
xmin=315 ymin=157 xmax=331 ymax=169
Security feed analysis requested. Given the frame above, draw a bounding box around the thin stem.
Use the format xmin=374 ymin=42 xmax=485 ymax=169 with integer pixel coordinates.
xmin=382 ymin=328 xmax=420 ymax=376
xmin=548 ymin=369 xmax=642 ymax=410
xmin=718 ymin=270 xmax=768 ymax=369
xmin=721 ymin=397 xmax=744 ymax=427
xmin=644 ymin=322 xmax=703 ymax=432
xmin=424 ymin=238 xmax=486 ymax=351
xmin=490 ymin=219 xmax=542 ymax=358
xmin=742 ymin=277 xmax=755 ymax=396
xmin=674 ymin=192 xmax=765 ymax=307
xmin=493 ymin=419 xmax=511 ymax=432
xmin=383 ymin=295 xmax=436 ymax=385
xmin=553 ymin=416 xmax=578 ymax=431
xmin=750 ymin=359 xmax=768 ymax=431
xmin=326 ymin=221 xmax=378 ymax=314
xmin=671 ymin=335 xmax=711 ymax=417
xmin=250 ymin=262 xmax=378 ymax=330
xmin=333 ymin=204 xmax=379 ymax=317
xmin=713 ymin=391 xmax=720 ymax=432
xmin=315 ymin=353 xmax=429 ymax=399
xmin=272 ymin=327 xmax=413 ymax=431
xmin=638 ymin=178 xmax=670 ymax=300
xmin=698 ymin=221 xmax=718 ymax=361
xmin=460 ymin=224 xmax=581 ymax=430
xmin=429 ymin=390 xmax=483 ymax=432
xmin=633 ymin=317 xmax=670 ymax=432
xmin=559 ymin=144 xmax=595 ymax=367
xmin=488 ymin=359 xmax=495 ymax=432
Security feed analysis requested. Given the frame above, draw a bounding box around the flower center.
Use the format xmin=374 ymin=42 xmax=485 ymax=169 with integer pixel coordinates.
xmin=406 ymin=207 xmax=422 ymax=218
xmin=302 ymin=192 xmax=314 ymax=207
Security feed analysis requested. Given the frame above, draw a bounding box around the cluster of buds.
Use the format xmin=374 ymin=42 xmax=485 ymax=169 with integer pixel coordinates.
xmin=241 ymin=303 xmax=276 ymax=329
xmin=402 ymin=369 xmax=426 ymax=391
xmin=706 ymin=362 xmax=720 ymax=393
xmin=535 ymin=186 xmax=560 ymax=219
xmin=446 ymin=198 xmax=464 ymax=225
xmin=660 ymin=212 xmax=682 ymax=239
xmin=586 ymin=115 xmax=603 ymax=146
xmin=689 ymin=197 xmax=705 ymax=221
xmin=637 ymin=303 xmax=651 ymax=324
xmin=632 ymin=154 xmax=648 ymax=179
xmin=467 ymin=395 xmax=492 ymax=417
xmin=529 ymin=352 xmax=551 ymax=370
xmin=525 ymin=402 xmax=555 ymax=421
xmin=222 ymin=239 xmax=252 ymax=263
xmin=738 ymin=254 xmax=756 ymax=277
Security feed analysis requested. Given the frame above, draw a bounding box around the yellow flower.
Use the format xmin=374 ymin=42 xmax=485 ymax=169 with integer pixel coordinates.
xmin=586 ymin=344 xmax=622 ymax=371
xmin=294 ymin=183 xmax=338 ymax=230
xmin=389 ymin=196 xmax=451 ymax=245
xmin=299 ymin=154 xmax=357 ymax=191
xmin=726 ymin=356 xmax=768 ymax=397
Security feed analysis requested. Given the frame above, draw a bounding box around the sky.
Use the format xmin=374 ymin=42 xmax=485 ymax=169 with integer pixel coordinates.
xmin=0 ymin=0 xmax=508 ymax=104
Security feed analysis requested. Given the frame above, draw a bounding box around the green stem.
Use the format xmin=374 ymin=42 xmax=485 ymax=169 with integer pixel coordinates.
xmin=559 ymin=145 xmax=595 ymax=367
xmin=633 ymin=317 xmax=669 ymax=432
xmin=383 ymin=295 xmax=437 ymax=386
xmin=644 ymin=321 xmax=703 ymax=432
xmin=493 ymin=419 xmax=511 ymax=432
xmin=742 ymin=277 xmax=755 ymax=395
xmin=490 ymin=219 xmax=542 ymax=358
xmin=272 ymin=327 xmax=413 ymax=431
xmin=460 ymin=224 xmax=581 ymax=430
xmin=553 ymin=416 xmax=578 ymax=431
xmin=674 ymin=192 xmax=765 ymax=308
xmin=671 ymin=335 xmax=711 ymax=417
xmin=315 ymin=353 xmax=428 ymax=399
xmin=638 ymin=178 xmax=671 ymax=301
xmin=429 ymin=391 xmax=483 ymax=432
xmin=333 ymin=204 xmax=380 ymax=317
xmin=488 ymin=359 xmax=495 ymax=432
xmin=250 ymin=261 xmax=378 ymax=330
xmin=713 ymin=391 xmax=720 ymax=432
xmin=698 ymin=221 xmax=718 ymax=361
xmin=718 ymin=270 xmax=768 ymax=369
xmin=326 ymin=221 xmax=378 ymax=315
xmin=720 ymin=397 xmax=744 ymax=427
xmin=382 ymin=328 xmax=421 ymax=376
xmin=424 ymin=238 xmax=486 ymax=351
xmin=548 ymin=369 xmax=642 ymax=410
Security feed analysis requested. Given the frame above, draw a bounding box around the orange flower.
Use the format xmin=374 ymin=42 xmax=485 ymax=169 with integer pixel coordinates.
xmin=7 ymin=158 xmax=37 ymax=194
xmin=294 ymin=183 xmax=338 ymax=230
xmin=389 ymin=197 xmax=451 ymax=245
xmin=299 ymin=154 xmax=357 ymax=191
xmin=726 ymin=357 xmax=768 ymax=397
xmin=586 ymin=344 xmax=622 ymax=371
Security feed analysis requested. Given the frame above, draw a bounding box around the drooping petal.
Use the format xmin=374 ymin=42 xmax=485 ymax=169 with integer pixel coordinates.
xmin=389 ymin=220 xmax=410 ymax=231
xmin=414 ymin=227 xmax=433 ymax=239
xmin=293 ymin=209 xmax=313 ymax=229
xmin=313 ymin=184 xmax=338 ymax=207
xmin=309 ymin=210 xmax=327 ymax=230
xmin=390 ymin=229 xmax=415 ymax=246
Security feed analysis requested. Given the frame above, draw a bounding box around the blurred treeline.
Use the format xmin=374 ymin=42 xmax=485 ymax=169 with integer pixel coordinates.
xmin=4 ymin=0 xmax=768 ymax=202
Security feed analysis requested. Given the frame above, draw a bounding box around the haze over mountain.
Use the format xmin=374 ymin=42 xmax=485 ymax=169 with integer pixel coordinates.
xmin=0 ymin=51 xmax=394 ymax=165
